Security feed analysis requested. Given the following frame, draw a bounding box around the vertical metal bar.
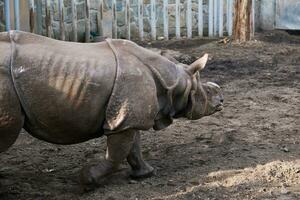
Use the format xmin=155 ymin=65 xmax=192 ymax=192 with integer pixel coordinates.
xmin=4 ymin=0 xmax=10 ymax=31
xmin=29 ymin=0 xmax=35 ymax=33
xmin=150 ymin=0 xmax=156 ymax=40
xmin=227 ymin=0 xmax=233 ymax=36
xmin=125 ymin=0 xmax=130 ymax=40
xmin=14 ymin=0 xmax=20 ymax=30
xmin=112 ymin=0 xmax=117 ymax=39
xmin=72 ymin=0 xmax=77 ymax=41
xmin=98 ymin=0 xmax=103 ymax=36
xmin=138 ymin=0 xmax=144 ymax=41
xmin=198 ymin=0 xmax=203 ymax=37
xmin=85 ymin=0 xmax=90 ymax=42
xmin=219 ymin=0 xmax=223 ymax=37
xmin=213 ymin=0 xmax=218 ymax=36
xmin=252 ymin=0 xmax=255 ymax=35
xmin=175 ymin=0 xmax=180 ymax=39
xmin=208 ymin=0 xmax=213 ymax=37
xmin=163 ymin=0 xmax=168 ymax=40
xmin=186 ymin=0 xmax=192 ymax=38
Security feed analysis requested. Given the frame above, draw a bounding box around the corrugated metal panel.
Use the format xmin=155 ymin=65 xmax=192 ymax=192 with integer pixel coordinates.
xmin=275 ymin=0 xmax=300 ymax=30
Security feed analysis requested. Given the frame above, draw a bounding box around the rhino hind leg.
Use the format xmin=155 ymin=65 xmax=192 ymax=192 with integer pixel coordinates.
xmin=127 ymin=131 xmax=154 ymax=178
xmin=0 ymin=67 xmax=24 ymax=153
xmin=80 ymin=130 xmax=136 ymax=188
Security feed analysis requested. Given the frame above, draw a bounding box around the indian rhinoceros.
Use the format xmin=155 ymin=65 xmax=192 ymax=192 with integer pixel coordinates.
xmin=0 ymin=31 xmax=223 ymax=187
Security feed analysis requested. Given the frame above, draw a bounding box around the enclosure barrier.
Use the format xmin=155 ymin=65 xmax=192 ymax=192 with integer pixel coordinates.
xmin=1 ymin=0 xmax=255 ymax=42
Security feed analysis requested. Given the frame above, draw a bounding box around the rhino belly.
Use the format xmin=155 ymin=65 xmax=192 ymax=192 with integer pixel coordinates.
xmin=11 ymin=39 xmax=116 ymax=144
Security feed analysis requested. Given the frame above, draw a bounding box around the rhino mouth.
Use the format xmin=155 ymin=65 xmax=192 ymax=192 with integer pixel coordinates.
xmin=215 ymin=104 xmax=223 ymax=111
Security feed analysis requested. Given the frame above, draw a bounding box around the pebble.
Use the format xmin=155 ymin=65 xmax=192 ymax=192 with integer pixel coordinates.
xmin=281 ymin=146 xmax=289 ymax=152
xmin=280 ymin=187 xmax=290 ymax=195
xmin=129 ymin=179 xmax=138 ymax=184
xmin=167 ymin=179 xmax=177 ymax=186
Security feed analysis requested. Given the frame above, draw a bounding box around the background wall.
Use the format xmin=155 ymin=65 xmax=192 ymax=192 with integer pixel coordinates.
xmin=0 ymin=0 xmax=298 ymax=41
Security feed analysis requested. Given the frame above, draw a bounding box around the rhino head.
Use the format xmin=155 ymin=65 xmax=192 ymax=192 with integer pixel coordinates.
xmin=173 ymin=54 xmax=224 ymax=120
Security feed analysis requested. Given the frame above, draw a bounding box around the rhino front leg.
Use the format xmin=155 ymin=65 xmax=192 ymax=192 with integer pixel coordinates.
xmin=80 ymin=130 xmax=135 ymax=187
xmin=127 ymin=131 xmax=154 ymax=178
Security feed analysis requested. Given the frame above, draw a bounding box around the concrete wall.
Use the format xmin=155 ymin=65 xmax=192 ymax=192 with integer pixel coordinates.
xmin=258 ymin=0 xmax=276 ymax=30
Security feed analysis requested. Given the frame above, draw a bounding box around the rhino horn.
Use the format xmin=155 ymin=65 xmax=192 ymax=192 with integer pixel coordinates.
xmin=188 ymin=53 xmax=209 ymax=74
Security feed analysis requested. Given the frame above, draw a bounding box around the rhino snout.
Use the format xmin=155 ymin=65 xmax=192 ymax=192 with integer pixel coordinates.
xmin=215 ymin=96 xmax=224 ymax=111
xmin=203 ymin=82 xmax=224 ymax=114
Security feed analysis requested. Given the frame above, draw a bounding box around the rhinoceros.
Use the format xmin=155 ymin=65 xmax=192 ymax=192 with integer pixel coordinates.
xmin=0 ymin=31 xmax=223 ymax=187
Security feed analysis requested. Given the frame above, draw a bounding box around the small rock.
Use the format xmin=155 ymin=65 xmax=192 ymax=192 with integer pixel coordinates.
xmin=167 ymin=179 xmax=177 ymax=186
xmin=189 ymin=177 xmax=200 ymax=185
xmin=129 ymin=179 xmax=138 ymax=184
xmin=280 ymin=187 xmax=290 ymax=195
xmin=280 ymin=146 xmax=289 ymax=152
xmin=42 ymin=168 xmax=55 ymax=173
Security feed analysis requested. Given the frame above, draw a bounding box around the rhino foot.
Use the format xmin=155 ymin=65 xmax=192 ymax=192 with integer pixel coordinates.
xmin=80 ymin=130 xmax=136 ymax=190
xmin=127 ymin=131 xmax=155 ymax=179
xmin=130 ymin=163 xmax=155 ymax=179
xmin=80 ymin=160 xmax=119 ymax=189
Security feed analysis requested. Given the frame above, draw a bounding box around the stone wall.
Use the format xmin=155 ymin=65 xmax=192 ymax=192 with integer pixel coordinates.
xmin=41 ymin=0 xmax=219 ymax=41
xmin=0 ymin=0 xmax=231 ymax=41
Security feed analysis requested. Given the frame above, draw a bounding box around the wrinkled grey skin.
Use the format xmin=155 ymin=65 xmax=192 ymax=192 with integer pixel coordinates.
xmin=0 ymin=31 xmax=223 ymax=189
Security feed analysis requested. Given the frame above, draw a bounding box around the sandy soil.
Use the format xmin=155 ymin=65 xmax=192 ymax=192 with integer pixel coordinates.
xmin=0 ymin=31 xmax=299 ymax=200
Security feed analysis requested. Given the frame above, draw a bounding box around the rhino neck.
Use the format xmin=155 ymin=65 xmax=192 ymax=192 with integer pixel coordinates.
xmin=172 ymin=66 xmax=194 ymax=118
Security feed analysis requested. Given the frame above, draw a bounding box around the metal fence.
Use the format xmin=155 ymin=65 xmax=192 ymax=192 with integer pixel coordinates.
xmin=1 ymin=0 xmax=241 ymax=42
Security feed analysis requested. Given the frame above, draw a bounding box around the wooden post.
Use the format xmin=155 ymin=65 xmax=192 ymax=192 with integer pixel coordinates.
xmin=213 ymin=0 xmax=218 ymax=36
xmin=125 ymin=0 xmax=130 ymax=40
xmin=85 ymin=0 xmax=90 ymax=42
xmin=198 ymin=0 xmax=203 ymax=37
xmin=219 ymin=0 xmax=223 ymax=37
xmin=72 ymin=0 xmax=78 ymax=42
xmin=97 ymin=0 xmax=103 ymax=36
xmin=112 ymin=0 xmax=117 ymax=39
xmin=29 ymin=0 xmax=35 ymax=33
xmin=150 ymin=0 xmax=156 ymax=40
xmin=233 ymin=0 xmax=253 ymax=42
xmin=208 ymin=0 xmax=213 ymax=37
xmin=163 ymin=0 xmax=168 ymax=40
xmin=59 ymin=0 xmax=65 ymax=40
xmin=227 ymin=0 xmax=233 ymax=36
xmin=36 ymin=0 xmax=43 ymax=35
xmin=175 ymin=0 xmax=180 ymax=39
xmin=252 ymin=0 xmax=255 ymax=34
xmin=186 ymin=0 xmax=192 ymax=38
xmin=45 ymin=0 xmax=52 ymax=38
xmin=138 ymin=0 xmax=144 ymax=40
xmin=4 ymin=0 xmax=10 ymax=31
xmin=14 ymin=0 xmax=20 ymax=30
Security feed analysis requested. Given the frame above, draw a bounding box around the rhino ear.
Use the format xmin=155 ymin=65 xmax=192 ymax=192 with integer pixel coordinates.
xmin=188 ymin=54 xmax=209 ymax=74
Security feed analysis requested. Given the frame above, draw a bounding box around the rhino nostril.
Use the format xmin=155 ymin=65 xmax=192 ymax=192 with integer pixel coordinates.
xmin=220 ymin=98 xmax=224 ymax=103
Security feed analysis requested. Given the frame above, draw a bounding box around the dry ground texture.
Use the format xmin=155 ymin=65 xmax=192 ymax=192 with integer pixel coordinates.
xmin=0 ymin=31 xmax=299 ymax=200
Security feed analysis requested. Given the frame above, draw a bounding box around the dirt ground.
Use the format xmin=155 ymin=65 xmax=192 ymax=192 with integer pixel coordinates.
xmin=0 ymin=31 xmax=299 ymax=200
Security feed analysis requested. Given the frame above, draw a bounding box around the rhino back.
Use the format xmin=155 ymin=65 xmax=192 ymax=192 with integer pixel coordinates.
xmin=11 ymin=32 xmax=116 ymax=144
